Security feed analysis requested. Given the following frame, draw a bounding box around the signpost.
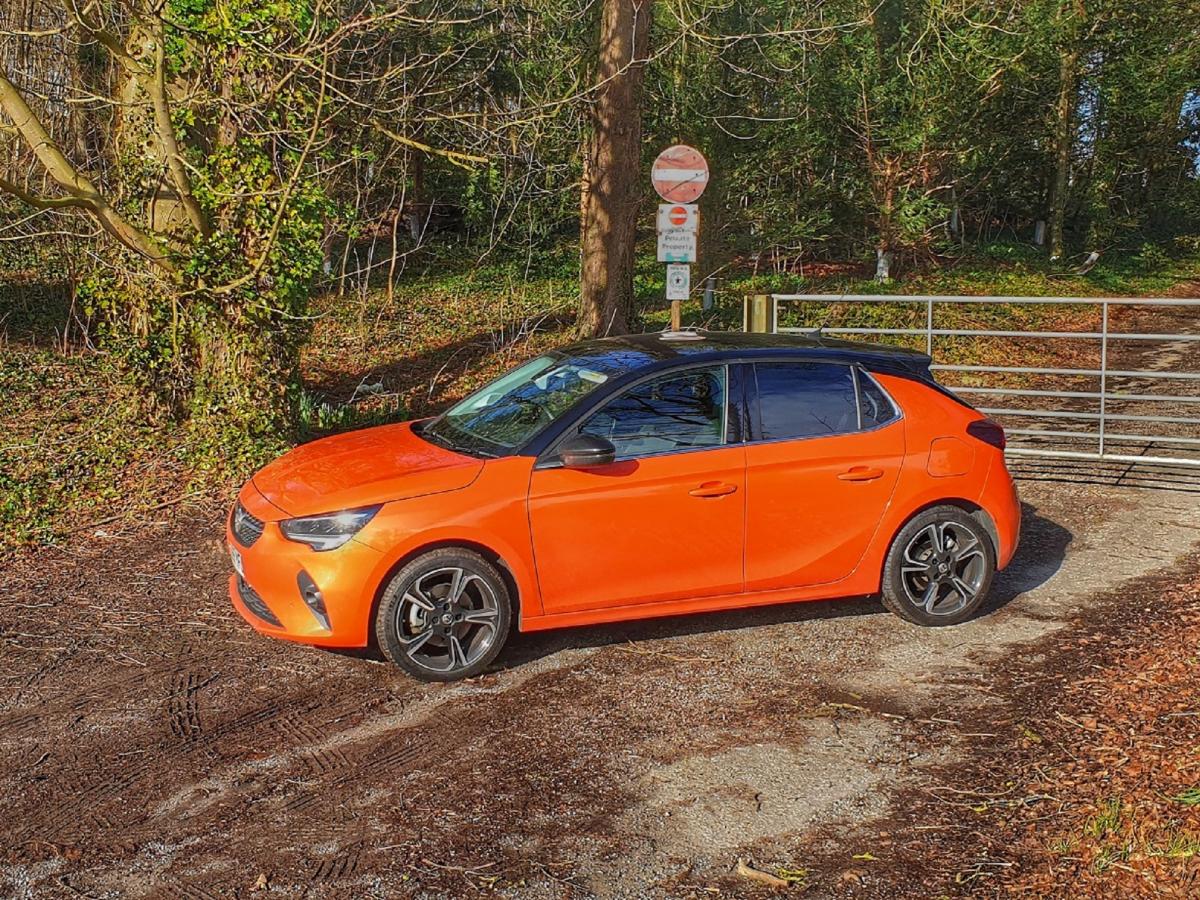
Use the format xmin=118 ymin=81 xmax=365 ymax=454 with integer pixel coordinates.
xmin=652 ymin=146 xmax=709 ymax=329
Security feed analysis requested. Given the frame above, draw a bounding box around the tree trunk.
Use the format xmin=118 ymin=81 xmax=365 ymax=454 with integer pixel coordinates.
xmin=578 ymin=0 xmax=650 ymax=337
xmin=874 ymin=158 xmax=898 ymax=282
xmin=1048 ymin=0 xmax=1085 ymax=261
xmin=1047 ymin=51 xmax=1079 ymax=260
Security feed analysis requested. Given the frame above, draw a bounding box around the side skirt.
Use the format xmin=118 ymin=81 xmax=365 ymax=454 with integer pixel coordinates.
xmin=518 ymin=577 xmax=877 ymax=633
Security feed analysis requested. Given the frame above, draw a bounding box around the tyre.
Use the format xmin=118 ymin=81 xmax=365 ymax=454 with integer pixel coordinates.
xmin=375 ymin=548 xmax=512 ymax=682
xmin=881 ymin=506 xmax=995 ymax=627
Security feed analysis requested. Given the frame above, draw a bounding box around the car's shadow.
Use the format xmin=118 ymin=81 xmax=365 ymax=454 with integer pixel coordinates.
xmin=497 ymin=501 xmax=1072 ymax=669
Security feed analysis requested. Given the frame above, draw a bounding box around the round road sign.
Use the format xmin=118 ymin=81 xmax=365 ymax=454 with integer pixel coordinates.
xmin=652 ymin=145 xmax=709 ymax=203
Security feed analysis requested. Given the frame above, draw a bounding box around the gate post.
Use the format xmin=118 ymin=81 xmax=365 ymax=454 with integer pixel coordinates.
xmin=744 ymin=294 xmax=773 ymax=333
xmin=1099 ymin=301 xmax=1109 ymax=458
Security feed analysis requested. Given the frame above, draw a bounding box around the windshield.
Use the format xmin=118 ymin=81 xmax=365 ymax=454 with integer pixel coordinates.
xmin=422 ymin=353 xmax=615 ymax=456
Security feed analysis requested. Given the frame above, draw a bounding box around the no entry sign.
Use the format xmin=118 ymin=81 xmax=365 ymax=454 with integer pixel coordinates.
xmin=656 ymin=203 xmax=698 ymax=232
xmin=651 ymin=145 xmax=709 ymax=204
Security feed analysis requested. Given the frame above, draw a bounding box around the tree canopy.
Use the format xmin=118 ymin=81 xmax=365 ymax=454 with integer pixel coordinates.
xmin=2 ymin=0 xmax=1198 ymax=435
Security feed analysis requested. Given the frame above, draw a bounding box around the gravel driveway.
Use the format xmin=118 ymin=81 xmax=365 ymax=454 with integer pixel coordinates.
xmin=2 ymin=463 xmax=1200 ymax=898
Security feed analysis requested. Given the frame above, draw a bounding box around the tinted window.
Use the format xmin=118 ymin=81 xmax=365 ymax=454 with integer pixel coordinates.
xmin=755 ymin=362 xmax=858 ymax=440
xmin=858 ymin=371 xmax=898 ymax=429
xmin=580 ymin=367 xmax=726 ymax=458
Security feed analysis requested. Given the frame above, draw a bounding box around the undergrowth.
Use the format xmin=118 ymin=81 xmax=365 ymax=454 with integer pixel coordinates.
xmin=3 ymin=241 xmax=1199 ymax=551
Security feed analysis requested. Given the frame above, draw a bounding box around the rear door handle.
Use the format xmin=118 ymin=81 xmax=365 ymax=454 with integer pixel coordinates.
xmin=838 ymin=466 xmax=884 ymax=482
xmin=689 ymin=481 xmax=738 ymax=498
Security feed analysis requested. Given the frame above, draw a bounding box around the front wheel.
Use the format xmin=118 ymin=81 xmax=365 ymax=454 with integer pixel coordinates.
xmin=375 ymin=548 xmax=512 ymax=682
xmin=881 ymin=506 xmax=995 ymax=627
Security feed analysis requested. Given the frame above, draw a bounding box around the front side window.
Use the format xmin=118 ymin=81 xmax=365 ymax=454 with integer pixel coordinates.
xmin=754 ymin=362 xmax=859 ymax=440
xmin=579 ymin=366 xmax=727 ymax=459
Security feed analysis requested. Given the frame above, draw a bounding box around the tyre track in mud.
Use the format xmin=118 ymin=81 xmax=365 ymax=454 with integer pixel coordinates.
xmin=3 ymin=615 xmax=399 ymax=854
xmin=0 ymin=636 xmax=227 ymax=741
xmin=166 ymin=671 xmax=206 ymax=741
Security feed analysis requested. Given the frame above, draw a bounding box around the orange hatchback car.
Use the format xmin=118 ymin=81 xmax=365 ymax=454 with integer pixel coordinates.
xmin=228 ymin=331 xmax=1020 ymax=681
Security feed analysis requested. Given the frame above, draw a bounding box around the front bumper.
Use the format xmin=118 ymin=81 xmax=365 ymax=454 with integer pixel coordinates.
xmin=226 ymin=485 xmax=385 ymax=648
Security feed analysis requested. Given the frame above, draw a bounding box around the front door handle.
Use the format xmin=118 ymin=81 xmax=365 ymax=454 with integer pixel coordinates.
xmin=689 ymin=481 xmax=738 ymax=498
xmin=838 ymin=466 xmax=884 ymax=482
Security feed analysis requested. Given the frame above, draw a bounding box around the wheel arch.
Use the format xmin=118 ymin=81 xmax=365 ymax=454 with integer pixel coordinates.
xmin=884 ymin=497 xmax=1000 ymax=569
xmin=366 ymin=538 xmax=521 ymax=649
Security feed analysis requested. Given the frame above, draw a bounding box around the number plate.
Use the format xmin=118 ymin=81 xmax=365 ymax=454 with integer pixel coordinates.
xmin=229 ymin=545 xmax=244 ymax=578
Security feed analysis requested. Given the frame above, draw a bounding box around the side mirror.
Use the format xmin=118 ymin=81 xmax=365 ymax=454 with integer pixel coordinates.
xmin=558 ymin=434 xmax=617 ymax=469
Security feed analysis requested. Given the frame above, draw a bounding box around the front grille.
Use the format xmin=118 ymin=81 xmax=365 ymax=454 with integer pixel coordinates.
xmin=231 ymin=501 xmax=265 ymax=547
xmin=237 ymin=576 xmax=282 ymax=627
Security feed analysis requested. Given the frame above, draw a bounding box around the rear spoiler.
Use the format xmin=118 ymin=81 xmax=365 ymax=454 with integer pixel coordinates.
xmin=864 ymin=355 xmax=978 ymax=411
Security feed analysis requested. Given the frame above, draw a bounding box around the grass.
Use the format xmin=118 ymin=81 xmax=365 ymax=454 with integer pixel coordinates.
xmin=1073 ymin=797 xmax=1200 ymax=874
xmin=1172 ymin=786 xmax=1200 ymax=807
xmin=1146 ymin=829 xmax=1200 ymax=860
xmin=1091 ymin=842 xmax=1132 ymax=874
xmin=302 ymin=249 xmax=579 ymax=419
xmin=1046 ymin=836 xmax=1077 ymax=856
xmin=1084 ymin=798 xmax=1124 ymax=840
xmin=3 ymin=238 xmax=1199 ymax=552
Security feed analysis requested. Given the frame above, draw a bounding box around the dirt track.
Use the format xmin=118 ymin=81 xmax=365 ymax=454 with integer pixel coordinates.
xmin=5 ymin=294 xmax=1200 ymax=898
xmin=2 ymin=463 xmax=1199 ymax=899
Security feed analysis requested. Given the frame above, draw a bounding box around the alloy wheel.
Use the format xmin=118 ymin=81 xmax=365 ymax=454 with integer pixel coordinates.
xmin=393 ymin=566 xmax=502 ymax=674
xmin=898 ymin=520 xmax=987 ymax=617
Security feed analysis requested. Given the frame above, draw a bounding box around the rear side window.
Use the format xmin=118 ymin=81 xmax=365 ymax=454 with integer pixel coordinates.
xmin=580 ymin=366 xmax=727 ymax=458
xmin=754 ymin=362 xmax=859 ymax=440
xmin=858 ymin=370 xmax=899 ymax=429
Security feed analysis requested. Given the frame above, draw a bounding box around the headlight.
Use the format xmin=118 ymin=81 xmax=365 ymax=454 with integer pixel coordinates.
xmin=279 ymin=505 xmax=381 ymax=551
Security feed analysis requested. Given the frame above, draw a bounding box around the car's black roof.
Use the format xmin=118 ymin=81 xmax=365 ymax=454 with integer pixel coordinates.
xmin=554 ymin=330 xmax=932 ymax=375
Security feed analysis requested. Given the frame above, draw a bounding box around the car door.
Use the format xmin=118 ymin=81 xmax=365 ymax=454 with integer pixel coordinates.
xmin=528 ymin=364 xmax=746 ymax=614
xmin=744 ymin=361 xmax=904 ymax=592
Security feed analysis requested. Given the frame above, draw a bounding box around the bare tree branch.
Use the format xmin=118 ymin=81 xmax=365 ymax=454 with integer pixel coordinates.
xmin=147 ymin=23 xmax=209 ymax=237
xmin=0 ymin=71 xmax=175 ymax=270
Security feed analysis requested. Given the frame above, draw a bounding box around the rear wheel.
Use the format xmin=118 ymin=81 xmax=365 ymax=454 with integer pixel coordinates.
xmin=881 ymin=506 xmax=995 ymax=626
xmin=375 ymin=548 xmax=512 ymax=682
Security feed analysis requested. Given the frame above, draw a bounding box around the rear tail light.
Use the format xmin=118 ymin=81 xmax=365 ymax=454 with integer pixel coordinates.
xmin=966 ymin=418 xmax=1006 ymax=450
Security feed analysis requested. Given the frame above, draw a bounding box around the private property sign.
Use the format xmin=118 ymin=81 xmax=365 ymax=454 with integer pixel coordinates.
xmin=657 ymin=229 xmax=697 ymax=263
xmin=651 ymin=145 xmax=710 ymax=204
xmin=656 ymin=201 xmax=699 ymax=262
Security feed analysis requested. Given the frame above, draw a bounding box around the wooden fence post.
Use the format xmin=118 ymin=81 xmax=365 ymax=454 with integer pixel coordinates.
xmin=744 ymin=294 xmax=772 ymax=333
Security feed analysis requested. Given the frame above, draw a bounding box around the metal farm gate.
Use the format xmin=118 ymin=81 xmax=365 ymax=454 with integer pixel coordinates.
xmin=760 ymin=294 xmax=1200 ymax=470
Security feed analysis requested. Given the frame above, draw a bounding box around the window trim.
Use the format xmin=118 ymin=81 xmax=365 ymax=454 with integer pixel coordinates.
xmin=746 ymin=359 xmax=902 ymax=447
xmin=535 ymin=362 xmax=735 ymax=468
